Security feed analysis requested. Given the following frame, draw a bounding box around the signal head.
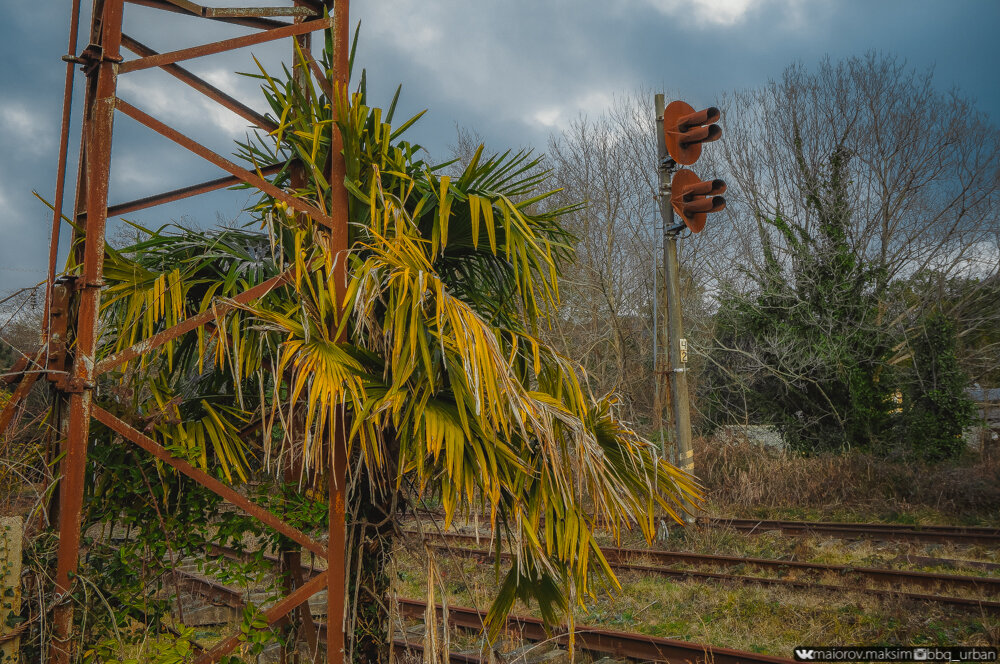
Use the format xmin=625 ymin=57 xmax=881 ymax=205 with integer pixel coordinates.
xmin=663 ymin=100 xmax=722 ymax=165
xmin=670 ymin=169 xmax=726 ymax=233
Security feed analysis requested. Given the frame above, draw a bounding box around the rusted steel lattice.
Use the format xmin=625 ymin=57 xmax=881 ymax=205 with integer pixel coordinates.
xmin=0 ymin=0 xmax=352 ymax=662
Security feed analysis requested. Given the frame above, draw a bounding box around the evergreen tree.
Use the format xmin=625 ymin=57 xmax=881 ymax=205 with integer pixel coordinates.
xmin=901 ymin=311 xmax=977 ymax=460
xmin=703 ymin=136 xmax=896 ymax=453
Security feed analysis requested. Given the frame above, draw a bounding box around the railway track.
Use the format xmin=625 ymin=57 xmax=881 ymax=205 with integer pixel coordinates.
xmin=700 ymin=517 xmax=1000 ymax=545
xmin=170 ymin=562 xmax=795 ymax=663
xmin=408 ymin=509 xmax=1000 ymax=545
xmin=399 ymin=598 xmax=796 ymax=664
xmin=201 ymin=536 xmax=1000 ymax=617
xmin=412 ymin=533 xmax=1000 ymax=615
xmin=413 ymin=530 xmax=1000 ymax=595
xmin=891 ymin=554 xmax=1000 ymax=573
xmin=162 ymin=534 xmax=1000 ymax=664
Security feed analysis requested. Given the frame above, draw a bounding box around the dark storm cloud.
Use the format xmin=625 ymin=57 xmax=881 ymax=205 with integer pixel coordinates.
xmin=2 ymin=0 xmax=998 ymax=293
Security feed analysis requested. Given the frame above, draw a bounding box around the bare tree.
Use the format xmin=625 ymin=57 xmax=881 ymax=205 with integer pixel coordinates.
xmin=698 ymin=53 xmax=1000 ymax=450
xmin=713 ymin=53 xmax=1000 ymax=287
xmin=542 ymin=92 xmax=663 ymax=422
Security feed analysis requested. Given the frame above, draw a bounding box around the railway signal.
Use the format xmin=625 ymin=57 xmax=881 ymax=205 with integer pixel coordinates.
xmin=662 ymin=100 xmax=721 ymax=165
xmin=670 ymin=169 xmax=726 ymax=233
xmin=653 ymin=95 xmax=729 ymax=523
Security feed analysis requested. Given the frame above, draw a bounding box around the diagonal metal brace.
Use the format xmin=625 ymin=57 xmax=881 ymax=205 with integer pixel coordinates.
xmin=93 ymin=406 xmax=328 ymax=558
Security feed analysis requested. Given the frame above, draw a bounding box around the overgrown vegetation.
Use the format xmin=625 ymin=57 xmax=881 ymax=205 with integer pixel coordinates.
xmin=704 ymin=143 xmax=895 ymax=454
xmin=900 ymin=312 xmax=978 ymax=461
xmin=2 ymin=29 xmax=697 ymax=664
xmin=695 ymin=436 xmax=1000 ymax=524
xmin=392 ymin=534 xmax=999 ymax=658
xmin=4 ymin=41 xmax=1000 ymax=664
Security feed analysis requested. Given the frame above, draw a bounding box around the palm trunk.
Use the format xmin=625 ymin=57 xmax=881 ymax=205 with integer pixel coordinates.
xmin=347 ymin=429 xmax=399 ymax=664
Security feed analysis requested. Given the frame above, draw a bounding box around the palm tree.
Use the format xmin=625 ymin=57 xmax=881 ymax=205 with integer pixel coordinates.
xmin=92 ymin=38 xmax=698 ymax=663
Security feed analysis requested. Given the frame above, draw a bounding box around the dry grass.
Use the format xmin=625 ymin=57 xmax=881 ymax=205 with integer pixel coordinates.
xmin=392 ymin=544 xmax=1000 ymax=659
xmin=664 ymin=526 xmax=1000 ymax=573
xmin=694 ymin=437 xmax=1000 ymax=525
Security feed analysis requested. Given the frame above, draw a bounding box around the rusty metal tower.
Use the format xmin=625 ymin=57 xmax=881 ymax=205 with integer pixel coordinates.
xmin=0 ymin=0 xmax=351 ymax=662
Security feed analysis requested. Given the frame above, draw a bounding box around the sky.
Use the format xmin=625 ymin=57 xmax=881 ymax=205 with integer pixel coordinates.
xmin=1 ymin=0 xmax=999 ymax=295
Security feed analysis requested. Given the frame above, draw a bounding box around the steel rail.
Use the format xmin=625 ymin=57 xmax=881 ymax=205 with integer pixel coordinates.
xmin=430 ymin=543 xmax=1000 ymax=615
xmin=169 ymin=563 xmax=792 ymax=664
xmin=399 ymin=599 xmax=796 ymax=664
xmin=701 ymin=517 xmax=1000 ymax=545
xmin=172 ymin=567 xmax=486 ymax=663
xmin=410 ymin=530 xmax=1000 ymax=595
xmin=390 ymin=640 xmax=486 ymax=664
xmin=604 ymin=548 xmax=1000 ymax=595
xmin=412 ymin=512 xmax=1000 ymax=546
xmin=891 ymin=554 xmax=1000 ymax=573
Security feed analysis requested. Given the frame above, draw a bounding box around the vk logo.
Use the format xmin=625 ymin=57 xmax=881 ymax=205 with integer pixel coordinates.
xmin=795 ymin=649 xmax=816 ymax=661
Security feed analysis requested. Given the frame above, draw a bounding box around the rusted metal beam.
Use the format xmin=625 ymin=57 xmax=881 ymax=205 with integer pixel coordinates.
xmin=205 ymin=6 xmax=317 ymax=18
xmin=115 ymin=98 xmax=337 ymax=230
xmin=124 ymin=0 xmax=290 ymax=30
xmin=81 ymin=163 xmax=284 ymax=220
xmin=193 ymin=568 xmax=329 ymax=664
xmin=157 ymin=0 xmax=317 ymax=18
xmin=43 ymin=0 xmax=83 ymax=338
xmin=119 ymin=17 xmax=333 ymax=73
xmin=280 ymin=157 xmax=319 ymax=662
xmin=0 ymin=358 xmax=42 ymax=433
xmin=94 ymin=268 xmax=291 ymax=376
xmin=120 ymin=34 xmax=277 ymax=132
xmin=93 ymin=406 xmax=327 ymax=557
xmin=46 ymin=280 xmax=73 ymax=388
xmin=0 ymin=353 xmax=33 ymax=386
xmin=326 ymin=1 xmax=350 ymax=661
xmin=160 ymin=0 xmax=202 ymax=15
xmin=303 ymin=50 xmax=333 ymax=99
xmin=50 ymin=1 xmax=126 ymax=662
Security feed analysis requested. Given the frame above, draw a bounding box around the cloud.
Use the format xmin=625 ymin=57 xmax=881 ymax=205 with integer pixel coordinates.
xmin=641 ymin=0 xmax=753 ymax=25
xmin=638 ymin=0 xmax=804 ymax=28
xmin=0 ymin=101 xmax=53 ymax=156
xmin=528 ymin=90 xmax=616 ymax=129
xmin=355 ymin=2 xmax=637 ymax=148
xmin=116 ymin=72 xmax=257 ymax=140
